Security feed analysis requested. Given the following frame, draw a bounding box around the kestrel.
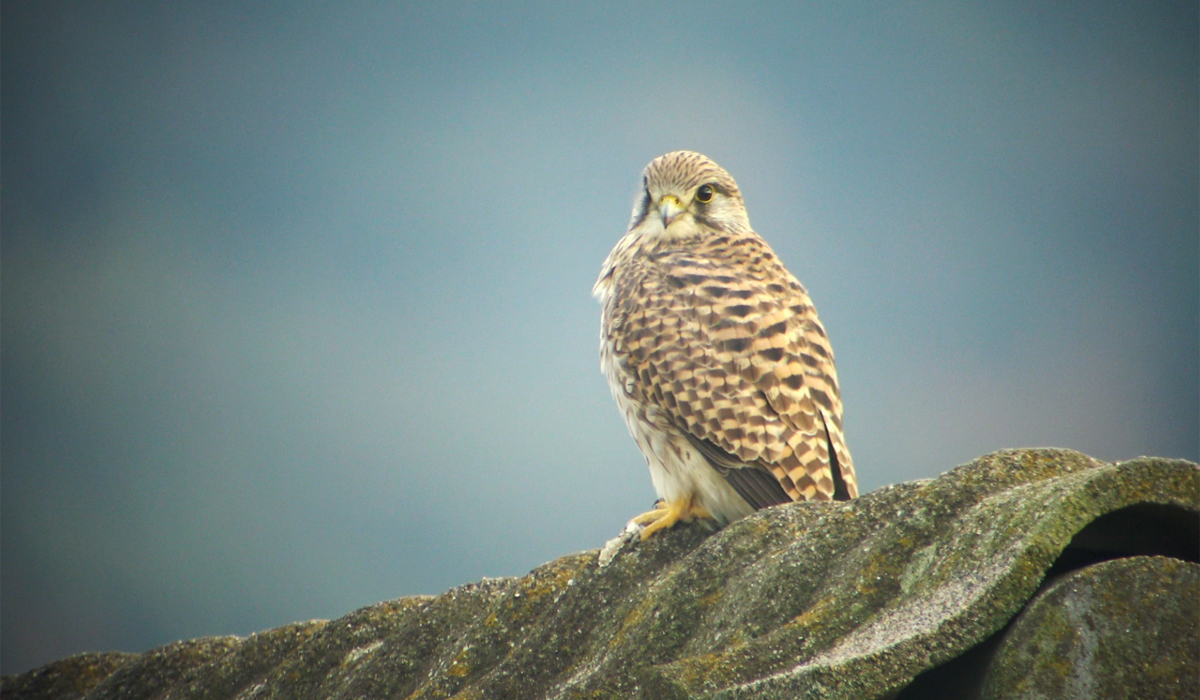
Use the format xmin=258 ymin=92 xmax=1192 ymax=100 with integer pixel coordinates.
xmin=594 ymin=151 xmax=857 ymax=539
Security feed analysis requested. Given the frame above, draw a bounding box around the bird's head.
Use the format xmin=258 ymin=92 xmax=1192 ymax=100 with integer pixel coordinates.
xmin=628 ymin=151 xmax=750 ymax=239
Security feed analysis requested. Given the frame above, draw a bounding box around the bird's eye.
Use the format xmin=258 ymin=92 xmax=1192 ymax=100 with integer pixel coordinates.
xmin=695 ymin=184 xmax=715 ymax=203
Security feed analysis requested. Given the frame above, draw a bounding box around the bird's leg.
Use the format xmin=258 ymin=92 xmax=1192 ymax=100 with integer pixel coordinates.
xmin=630 ymin=495 xmax=712 ymax=540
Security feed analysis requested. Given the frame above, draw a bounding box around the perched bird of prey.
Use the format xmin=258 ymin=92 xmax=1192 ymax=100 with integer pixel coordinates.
xmin=594 ymin=151 xmax=857 ymax=539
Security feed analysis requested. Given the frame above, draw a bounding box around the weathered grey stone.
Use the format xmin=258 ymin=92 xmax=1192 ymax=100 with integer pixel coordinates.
xmin=979 ymin=556 xmax=1199 ymax=700
xmin=0 ymin=653 xmax=135 ymax=700
xmin=3 ymin=449 xmax=1197 ymax=700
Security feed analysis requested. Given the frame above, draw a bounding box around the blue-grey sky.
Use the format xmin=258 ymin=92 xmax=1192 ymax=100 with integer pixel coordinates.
xmin=2 ymin=1 xmax=1196 ymax=676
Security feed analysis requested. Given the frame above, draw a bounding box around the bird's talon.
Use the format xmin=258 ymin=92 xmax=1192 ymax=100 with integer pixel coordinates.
xmin=628 ymin=497 xmax=712 ymax=540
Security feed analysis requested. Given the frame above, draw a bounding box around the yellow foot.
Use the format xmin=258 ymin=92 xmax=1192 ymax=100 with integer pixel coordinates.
xmin=630 ymin=497 xmax=712 ymax=540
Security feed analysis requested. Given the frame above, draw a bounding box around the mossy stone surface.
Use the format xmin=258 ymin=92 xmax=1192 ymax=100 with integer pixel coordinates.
xmin=0 ymin=653 xmax=135 ymax=700
xmin=3 ymin=449 xmax=1196 ymax=700
xmin=979 ymin=556 xmax=1199 ymax=700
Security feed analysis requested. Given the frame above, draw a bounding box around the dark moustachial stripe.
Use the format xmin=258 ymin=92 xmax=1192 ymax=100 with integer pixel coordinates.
xmin=694 ymin=214 xmax=727 ymax=233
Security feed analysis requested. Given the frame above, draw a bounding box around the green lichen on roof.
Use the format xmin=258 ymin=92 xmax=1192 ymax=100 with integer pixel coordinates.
xmin=979 ymin=555 xmax=1199 ymax=700
xmin=3 ymin=449 xmax=1197 ymax=700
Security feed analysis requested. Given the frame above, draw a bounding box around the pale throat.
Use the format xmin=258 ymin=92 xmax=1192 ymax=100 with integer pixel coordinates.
xmin=641 ymin=211 xmax=704 ymax=247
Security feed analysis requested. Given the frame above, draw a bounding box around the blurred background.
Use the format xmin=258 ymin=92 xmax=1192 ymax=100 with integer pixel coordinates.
xmin=2 ymin=1 xmax=1196 ymax=676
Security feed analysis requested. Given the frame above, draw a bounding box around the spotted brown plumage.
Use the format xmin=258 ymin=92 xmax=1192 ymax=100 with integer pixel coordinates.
xmin=594 ymin=151 xmax=857 ymax=539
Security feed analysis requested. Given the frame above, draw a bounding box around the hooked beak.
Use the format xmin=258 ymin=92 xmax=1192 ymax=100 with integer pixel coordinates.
xmin=658 ymin=195 xmax=684 ymax=229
